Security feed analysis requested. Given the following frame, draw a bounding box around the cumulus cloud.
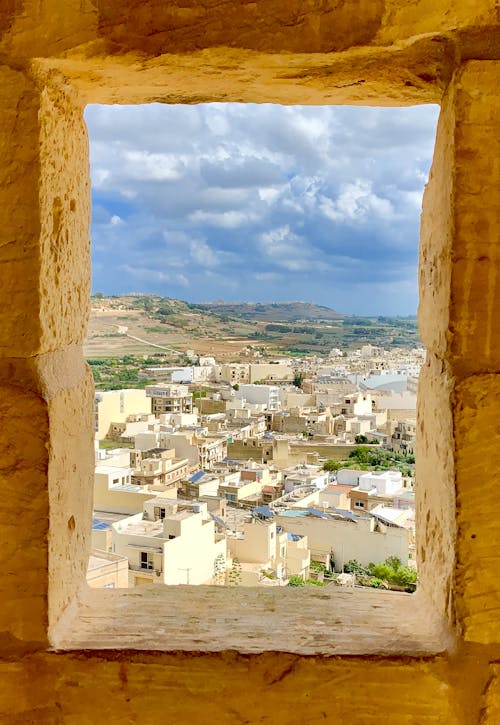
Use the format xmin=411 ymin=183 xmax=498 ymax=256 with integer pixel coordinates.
xmin=86 ymin=102 xmax=439 ymax=314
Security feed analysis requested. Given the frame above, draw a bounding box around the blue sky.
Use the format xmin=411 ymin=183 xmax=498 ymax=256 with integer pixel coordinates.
xmin=86 ymin=103 xmax=439 ymax=315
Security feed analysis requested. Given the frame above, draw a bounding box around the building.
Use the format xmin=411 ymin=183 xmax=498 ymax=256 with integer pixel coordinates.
xmin=215 ymin=363 xmax=249 ymax=384
xmin=348 ymin=471 xmax=406 ymax=513
xmin=145 ymin=384 xmax=194 ymax=416
xmin=391 ymin=419 xmax=417 ymax=454
xmin=235 ymin=384 xmax=281 ymax=411
xmin=227 ymin=519 xmax=310 ymax=584
xmin=135 ymin=430 xmax=228 ymax=469
xmin=275 ymin=508 xmax=409 ymax=571
xmin=130 ymin=448 xmax=190 ymax=489
xmin=86 ymin=550 xmax=129 ymax=589
xmin=94 ymin=389 xmax=149 ymax=440
xmin=112 ymin=500 xmax=227 ymax=587
xmin=248 ymin=363 xmax=294 ymax=383
xmin=94 ymin=465 xmax=163 ymax=515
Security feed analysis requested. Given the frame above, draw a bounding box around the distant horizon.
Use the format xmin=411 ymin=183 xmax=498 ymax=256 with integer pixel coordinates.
xmin=87 ymin=103 xmax=439 ymax=316
xmin=90 ymin=291 xmax=417 ymax=318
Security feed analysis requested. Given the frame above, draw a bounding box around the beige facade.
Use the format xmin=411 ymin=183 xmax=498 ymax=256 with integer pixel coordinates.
xmin=216 ymin=363 xmax=250 ymax=384
xmin=159 ymin=431 xmax=228 ymax=469
xmin=248 ymin=363 xmax=294 ymax=383
xmin=272 ymin=409 xmax=334 ymax=435
xmin=219 ymin=477 xmax=264 ymax=504
xmin=94 ymin=467 xmax=160 ymax=515
xmin=145 ymin=384 xmax=194 ymax=416
xmin=112 ymin=501 xmax=226 ymax=586
xmin=274 ymin=510 xmax=409 ymax=571
xmin=391 ymin=419 xmax=417 ymax=454
xmin=1 ymin=3 xmax=500 ymax=723
xmin=227 ymin=519 xmax=310 ymax=583
xmin=130 ymin=448 xmax=190 ymax=489
xmin=86 ymin=549 xmax=129 ymax=589
xmin=94 ymin=388 xmax=149 ymax=440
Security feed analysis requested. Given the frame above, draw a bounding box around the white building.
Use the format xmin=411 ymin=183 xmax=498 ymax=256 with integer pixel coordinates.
xmin=357 ymin=470 xmax=403 ymax=496
xmin=112 ymin=500 xmax=227 ymax=587
xmin=236 ymin=384 xmax=281 ymax=411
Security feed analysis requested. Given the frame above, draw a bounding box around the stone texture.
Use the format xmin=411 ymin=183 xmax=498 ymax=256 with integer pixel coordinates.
xmin=53 ymin=586 xmax=452 ymax=655
xmin=449 ymin=63 xmax=500 ymax=375
xmin=0 ymin=653 xmax=460 ymax=724
xmin=454 ymin=375 xmax=500 ymax=644
xmin=0 ymin=68 xmax=44 ymax=358
xmin=0 ymin=66 xmax=91 ymax=358
xmin=0 ymin=384 xmax=49 ymax=645
xmin=37 ymin=70 xmax=91 ymax=354
xmin=482 ymin=665 xmax=500 ymax=725
xmin=415 ymin=354 xmax=456 ymax=624
xmin=418 ymin=81 xmax=455 ymax=358
xmin=0 ymin=348 xmax=93 ymax=644
xmin=0 ymin=1 xmax=499 ymax=723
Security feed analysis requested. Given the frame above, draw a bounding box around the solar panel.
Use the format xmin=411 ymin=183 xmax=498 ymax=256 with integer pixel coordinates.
xmin=253 ymin=505 xmax=274 ymax=518
xmin=92 ymin=518 xmax=110 ymax=530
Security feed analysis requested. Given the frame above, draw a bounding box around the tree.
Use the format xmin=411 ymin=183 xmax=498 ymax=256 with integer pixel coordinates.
xmin=323 ymin=459 xmax=340 ymax=472
xmin=344 ymin=559 xmax=368 ymax=575
xmin=293 ymin=372 xmax=304 ymax=388
xmin=385 ymin=556 xmax=402 ymax=571
xmin=367 ymin=557 xmax=417 ymax=588
xmin=287 ymin=575 xmax=305 ymax=587
xmin=392 ymin=566 xmax=417 ymax=587
xmin=354 ymin=434 xmax=368 ymax=444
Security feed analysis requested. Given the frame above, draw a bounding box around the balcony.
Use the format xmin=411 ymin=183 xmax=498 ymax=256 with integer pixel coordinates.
xmin=129 ymin=564 xmax=162 ymax=575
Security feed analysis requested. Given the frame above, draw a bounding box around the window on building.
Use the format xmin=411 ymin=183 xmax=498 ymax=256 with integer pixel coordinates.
xmin=140 ymin=552 xmax=154 ymax=570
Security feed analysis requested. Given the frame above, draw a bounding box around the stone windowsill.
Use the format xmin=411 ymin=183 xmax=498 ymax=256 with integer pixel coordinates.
xmin=51 ymin=585 xmax=453 ymax=656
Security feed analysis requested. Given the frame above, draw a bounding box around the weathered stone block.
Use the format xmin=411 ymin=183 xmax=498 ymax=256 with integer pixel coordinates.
xmin=0 ymin=652 xmax=458 ymax=724
xmin=454 ymin=374 xmax=500 ymax=643
xmin=420 ymin=61 xmax=500 ymax=377
xmin=482 ymin=664 xmax=500 ymax=725
xmin=0 ymin=67 xmax=90 ymax=358
xmin=418 ymin=86 xmax=454 ymax=358
xmin=416 ymin=353 xmax=456 ymax=623
xmin=0 ymin=349 xmax=93 ymax=642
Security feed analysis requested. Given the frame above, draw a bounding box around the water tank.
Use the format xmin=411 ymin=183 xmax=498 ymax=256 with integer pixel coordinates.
xmin=192 ymin=502 xmax=202 ymax=513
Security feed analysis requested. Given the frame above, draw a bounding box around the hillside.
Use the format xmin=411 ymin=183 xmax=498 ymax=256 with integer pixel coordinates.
xmin=191 ymin=301 xmax=346 ymax=322
xmin=85 ymin=295 xmax=419 ymax=361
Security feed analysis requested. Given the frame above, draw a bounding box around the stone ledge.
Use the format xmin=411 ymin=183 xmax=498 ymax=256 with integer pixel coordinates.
xmin=52 ymin=586 xmax=454 ymax=656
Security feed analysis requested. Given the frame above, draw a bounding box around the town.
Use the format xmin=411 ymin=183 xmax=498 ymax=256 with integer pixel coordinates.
xmin=88 ymin=340 xmax=421 ymax=592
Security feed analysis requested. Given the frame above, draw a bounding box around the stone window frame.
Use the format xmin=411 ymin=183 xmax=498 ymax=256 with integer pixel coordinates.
xmin=48 ymin=89 xmax=452 ymax=655
xmin=2 ymin=3 xmax=500 ymax=720
xmin=2 ymin=30 xmax=496 ymax=669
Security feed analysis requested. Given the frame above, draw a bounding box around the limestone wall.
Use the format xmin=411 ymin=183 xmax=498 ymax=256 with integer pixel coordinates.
xmin=0 ymin=1 xmax=499 ymax=722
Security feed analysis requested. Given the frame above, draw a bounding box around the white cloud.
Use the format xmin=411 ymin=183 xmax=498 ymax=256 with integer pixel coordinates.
xmin=87 ymin=102 xmax=439 ymax=314
xmin=189 ymin=210 xmax=259 ymax=228
xmin=320 ymin=180 xmax=395 ymax=223
xmin=189 ymin=239 xmax=219 ymax=268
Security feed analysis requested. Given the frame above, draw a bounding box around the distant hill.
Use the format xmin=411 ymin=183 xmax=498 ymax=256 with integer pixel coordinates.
xmin=191 ymin=301 xmax=346 ymax=322
xmin=86 ymin=294 xmax=419 ymax=361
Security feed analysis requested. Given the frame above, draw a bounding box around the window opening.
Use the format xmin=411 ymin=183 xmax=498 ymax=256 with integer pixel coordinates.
xmin=86 ymin=102 xmax=438 ymax=594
